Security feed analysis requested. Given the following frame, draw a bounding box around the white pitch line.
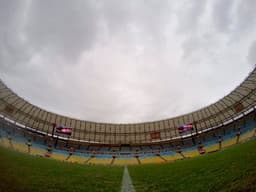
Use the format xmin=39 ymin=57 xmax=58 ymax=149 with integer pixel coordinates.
xmin=121 ymin=166 xmax=136 ymax=192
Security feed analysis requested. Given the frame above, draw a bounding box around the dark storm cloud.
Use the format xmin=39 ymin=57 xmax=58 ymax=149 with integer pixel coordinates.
xmin=0 ymin=0 xmax=255 ymax=123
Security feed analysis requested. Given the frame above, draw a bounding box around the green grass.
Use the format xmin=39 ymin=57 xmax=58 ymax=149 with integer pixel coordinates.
xmin=1 ymin=139 xmax=256 ymax=192
xmin=0 ymin=147 xmax=123 ymax=192
xmin=129 ymin=139 xmax=256 ymax=192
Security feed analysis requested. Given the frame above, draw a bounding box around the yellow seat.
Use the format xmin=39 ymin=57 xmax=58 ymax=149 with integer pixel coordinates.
xmin=240 ymin=129 xmax=255 ymax=142
xmin=140 ymin=156 xmax=164 ymax=164
xmin=89 ymin=158 xmax=112 ymax=165
xmin=30 ymin=147 xmax=45 ymax=156
xmin=183 ymin=150 xmax=200 ymax=158
xmin=51 ymin=153 xmax=66 ymax=161
xmin=164 ymin=153 xmax=182 ymax=161
xmin=222 ymin=138 xmax=236 ymax=148
xmin=205 ymin=144 xmax=219 ymax=153
xmin=12 ymin=142 xmax=28 ymax=153
xmin=68 ymin=155 xmax=88 ymax=163
xmin=113 ymin=158 xmax=139 ymax=165
xmin=0 ymin=138 xmax=10 ymax=147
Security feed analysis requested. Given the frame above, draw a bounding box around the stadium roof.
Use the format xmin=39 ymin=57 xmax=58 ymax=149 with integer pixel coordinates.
xmin=0 ymin=67 xmax=255 ymax=144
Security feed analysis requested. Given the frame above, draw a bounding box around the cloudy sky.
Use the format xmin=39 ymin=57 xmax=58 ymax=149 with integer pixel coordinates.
xmin=0 ymin=0 xmax=255 ymax=123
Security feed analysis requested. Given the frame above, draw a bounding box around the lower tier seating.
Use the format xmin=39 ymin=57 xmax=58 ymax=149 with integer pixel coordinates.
xmin=0 ymin=112 xmax=255 ymax=165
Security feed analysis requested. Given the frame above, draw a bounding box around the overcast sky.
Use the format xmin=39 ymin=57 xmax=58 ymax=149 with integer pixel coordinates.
xmin=0 ymin=0 xmax=255 ymax=123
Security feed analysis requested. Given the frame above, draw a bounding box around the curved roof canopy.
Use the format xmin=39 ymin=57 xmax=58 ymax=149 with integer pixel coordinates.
xmin=0 ymin=67 xmax=255 ymax=144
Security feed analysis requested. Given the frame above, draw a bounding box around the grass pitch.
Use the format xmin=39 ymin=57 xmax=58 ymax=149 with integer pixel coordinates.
xmin=129 ymin=139 xmax=256 ymax=192
xmin=1 ymin=138 xmax=256 ymax=192
xmin=0 ymin=147 xmax=123 ymax=192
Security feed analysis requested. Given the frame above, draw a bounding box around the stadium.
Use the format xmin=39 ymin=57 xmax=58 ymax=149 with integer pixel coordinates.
xmin=1 ymin=67 xmax=256 ymax=191
xmin=1 ymin=1 xmax=256 ymax=192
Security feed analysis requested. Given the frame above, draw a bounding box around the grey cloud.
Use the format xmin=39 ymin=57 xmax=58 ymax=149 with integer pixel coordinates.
xmin=0 ymin=1 xmax=31 ymax=72
xmin=25 ymin=0 xmax=101 ymax=62
xmin=212 ymin=0 xmax=235 ymax=33
xmin=0 ymin=1 xmax=24 ymax=28
xmin=223 ymin=0 xmax=256 ymax=43
xmin=176 ymin=0 xmax=207 ymax=33
xmin=235 ymin=0 xmax=256 ymax=34
xmin=0 ymin=1 xmax=254 ymax=123
xmin=247 ymin=40 xmax=256 ymax=65
xmin=98 ymin=0 xmax=173 ymax=50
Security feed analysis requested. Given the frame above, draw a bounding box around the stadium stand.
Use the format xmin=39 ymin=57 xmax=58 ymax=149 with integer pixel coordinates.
xmin=0 ymin=111 xmax=255 ymax=165
xmin=0 ymin=67 xmax=256 ymax=165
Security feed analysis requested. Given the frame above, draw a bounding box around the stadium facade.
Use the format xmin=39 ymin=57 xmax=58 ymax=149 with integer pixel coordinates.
xmin=0 ymin=68 xmax=255 ymax=146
